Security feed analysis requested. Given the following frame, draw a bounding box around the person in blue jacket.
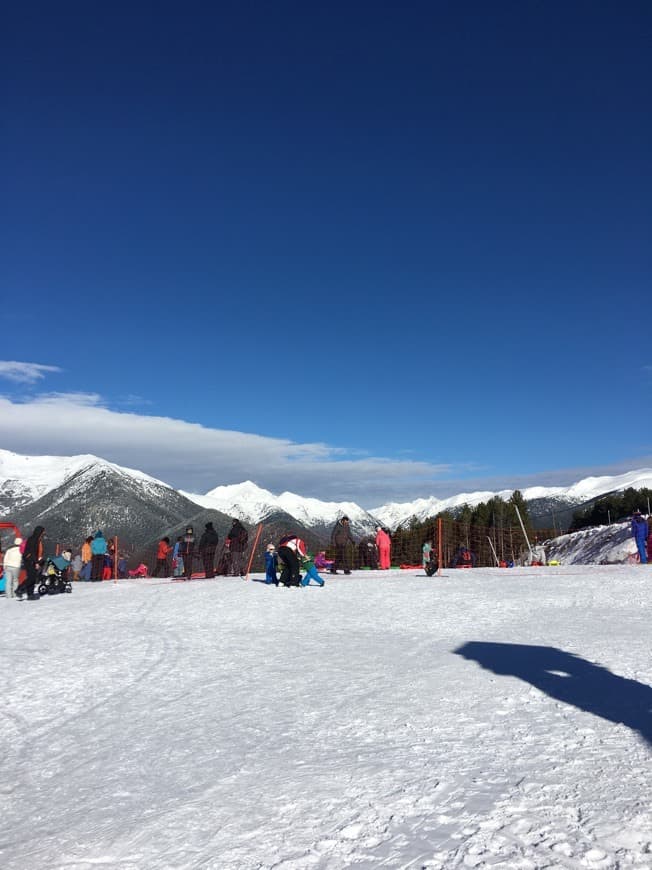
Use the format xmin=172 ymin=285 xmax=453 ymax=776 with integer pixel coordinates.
xmin=265 ymin=544 xmax=279 ymax=585
xmin=90 ymin=530 xmax=107 ymax=581
xmin=631 ymin=510 xmax=648 ymax=563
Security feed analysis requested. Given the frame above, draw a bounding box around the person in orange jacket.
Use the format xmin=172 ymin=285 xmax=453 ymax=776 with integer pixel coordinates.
xmin=153 ymin=537 xmax=172 ymax=577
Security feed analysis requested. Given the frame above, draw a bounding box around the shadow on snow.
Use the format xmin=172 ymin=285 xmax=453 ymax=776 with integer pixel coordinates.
xmin=454 ymin=642 xmax=652 ymax=747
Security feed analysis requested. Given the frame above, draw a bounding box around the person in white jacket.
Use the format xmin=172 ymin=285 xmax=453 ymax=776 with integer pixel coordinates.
xmin=3 ymin=537 xmax=23 ymax=598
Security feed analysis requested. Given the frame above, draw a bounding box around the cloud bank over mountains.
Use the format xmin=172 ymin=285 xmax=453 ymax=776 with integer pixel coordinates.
xmin=2 ymin=380 xmax=651 ymax=507
xmin=0 ymin=393 xmax=452 ymax=504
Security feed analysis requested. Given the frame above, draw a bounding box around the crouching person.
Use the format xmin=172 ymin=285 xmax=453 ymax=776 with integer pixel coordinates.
xmin=278 ymin=534 xmax=307 ymax=587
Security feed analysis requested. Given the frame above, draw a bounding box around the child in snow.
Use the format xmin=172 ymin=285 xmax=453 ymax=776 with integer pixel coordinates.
xmin=300 ymin=553 xmax=325 ymax=587
xmin=314 ymin=551 xmax=333 ymax=572
xmin=71 ymin=552 xmax=83 ymax=580
xmin=128 ymin=563 xmax=148 ymax=578
xmin=265 ymin=544 xmax=279 ymax=585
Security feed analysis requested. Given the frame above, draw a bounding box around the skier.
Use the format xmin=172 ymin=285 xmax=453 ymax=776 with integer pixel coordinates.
xmin=631 ymin=510 xmax=648 ymax=564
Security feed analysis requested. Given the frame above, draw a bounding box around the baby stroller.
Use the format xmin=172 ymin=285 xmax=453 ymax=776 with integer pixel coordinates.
xmin=38 ymin=556 xmax=73 ymax=595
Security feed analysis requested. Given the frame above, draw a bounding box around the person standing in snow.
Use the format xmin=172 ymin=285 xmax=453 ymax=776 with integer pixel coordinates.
xmin=153 ymin=537 xmax=172 ymax=577
xmin=225 ymin=518 xmax=249 ymax=576
xmin=631 ymin=510 xmax=648 ymax=564
xmin=422 ymin=540 xmax=433 ymax=571
xmin=171 ymin=536 xmax=184 ymax=577
xmin=3 ymin=536 xmax=23 ymax=598
xmin=90 ymin=531 xmax=107 ymax=581
xmin=375 ymin=526 xmax=392 ymax=570
xmin=199 ymin=522 xmax=220 ymax=579
xmin=265 ymin=544 xmax=279 ymax=585
xmin=330 ymin=516 xmax=355 ymax=574
xmin=15 ymin=526 xmax=45 ymax=600
xmin=179 ymin=526 xmax=195 ymax=580
xmin=80 ymin=535 xmax=93 ymax=580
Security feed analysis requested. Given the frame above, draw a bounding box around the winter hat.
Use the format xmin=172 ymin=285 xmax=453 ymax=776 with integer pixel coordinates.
xmin=205 ymin=522 xmax=214 ymax=529
xmin=341 ymin=515 xmax=350 ymax=522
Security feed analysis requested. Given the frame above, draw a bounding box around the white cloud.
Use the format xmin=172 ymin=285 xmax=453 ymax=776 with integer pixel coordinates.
xmin=0 ymin=361 xmax=62 ymax=384
xmin=0 ymin=393 xmax=451 ymax=504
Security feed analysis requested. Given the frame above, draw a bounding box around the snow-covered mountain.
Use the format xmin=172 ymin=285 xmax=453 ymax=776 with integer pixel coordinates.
xmin=371 ymin=469 xmax=652 ymax=529
xmin=181 ymin=481 xmax=381 ymax=539
xmin=0 ymin=447 xmax=172 ymax=516
xmin=2 ymin=449 xmax=652 ymax=553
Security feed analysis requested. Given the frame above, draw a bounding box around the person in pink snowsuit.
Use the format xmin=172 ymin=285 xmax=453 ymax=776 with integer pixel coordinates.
xmin=375 ymin=526 xmax=392 ymax=570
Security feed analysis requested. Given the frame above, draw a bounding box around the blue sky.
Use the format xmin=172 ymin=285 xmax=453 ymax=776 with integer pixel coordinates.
xmin=2 ymin=1 xmax=651 ymax=505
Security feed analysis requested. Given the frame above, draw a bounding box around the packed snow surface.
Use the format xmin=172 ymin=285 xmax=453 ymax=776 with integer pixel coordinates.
xmin=3 ymin=565 xmax=652 ymax=869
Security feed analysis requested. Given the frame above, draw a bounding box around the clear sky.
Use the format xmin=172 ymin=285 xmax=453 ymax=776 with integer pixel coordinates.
xmin=2 ymin=1 xmax=651 ymax=505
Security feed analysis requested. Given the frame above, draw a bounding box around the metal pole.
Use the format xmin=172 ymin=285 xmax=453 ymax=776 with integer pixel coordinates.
xmin=437 ymin=516 xmax=443 ymax=576
xmin=244 ymin=523 xmax=263 ymax=581
xmin=487 ymin=536 xmax=499 ymax=566
xmin=514 ymin=505 xmax=535 ymax=563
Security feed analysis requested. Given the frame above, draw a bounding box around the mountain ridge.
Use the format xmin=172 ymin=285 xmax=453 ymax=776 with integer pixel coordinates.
xmin=2 ymin=449 xmax=652 ymax=547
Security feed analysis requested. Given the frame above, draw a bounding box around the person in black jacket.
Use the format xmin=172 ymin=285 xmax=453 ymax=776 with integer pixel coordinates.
xmin=179 ymin=526 xmax=195 ymax=581
xmin=15 ymin=525 xmax=45 ymax=600
xmin=199 ymin=522 xmax=219 ymax=578
xmin=330 ymin=516 xmax=355 ymax=575
xmin=225 ymin=519 xmax=249 ymax=576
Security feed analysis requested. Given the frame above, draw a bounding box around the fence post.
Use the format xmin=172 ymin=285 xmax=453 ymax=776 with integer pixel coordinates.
xmin=437 ymin=517 xmax=443 ymax=576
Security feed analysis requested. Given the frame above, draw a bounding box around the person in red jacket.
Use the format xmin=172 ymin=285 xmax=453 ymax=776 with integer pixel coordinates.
xmin=153 ymin=537 xmax=171 ymax=577
xmin=375 ymin=526 xmax=392 ymax=570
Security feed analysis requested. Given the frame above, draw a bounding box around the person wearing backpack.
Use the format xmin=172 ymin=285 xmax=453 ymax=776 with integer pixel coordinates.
xmin=3 ymin=536 xmax=23 ymax=598
xmin=15 ymin=526 xmax=45 ymax=600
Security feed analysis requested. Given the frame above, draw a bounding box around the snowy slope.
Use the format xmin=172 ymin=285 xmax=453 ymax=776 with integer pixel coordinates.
xmin=2 ymin=565 xmax=651 ymax=869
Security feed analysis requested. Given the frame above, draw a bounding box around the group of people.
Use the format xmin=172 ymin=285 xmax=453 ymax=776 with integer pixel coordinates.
xmin=0 ymin=515 xmax=396 ymax=596
xmin=153 ymin=519 xmax=250 ymax=580
xmin=260 ymin=516 xmax=392 ymax=587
